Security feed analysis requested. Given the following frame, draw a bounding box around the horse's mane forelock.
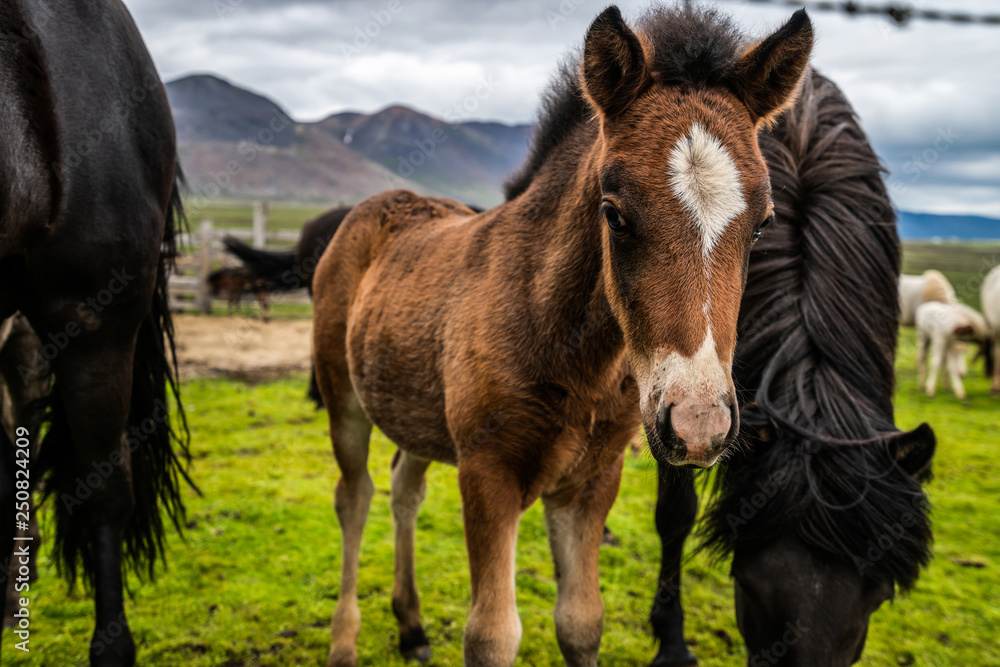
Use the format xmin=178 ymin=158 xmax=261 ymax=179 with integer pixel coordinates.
xmin=504 ymin=5 xmax=745 ymax=200
xmin=700 ymin=71 xmax=932 ymax=591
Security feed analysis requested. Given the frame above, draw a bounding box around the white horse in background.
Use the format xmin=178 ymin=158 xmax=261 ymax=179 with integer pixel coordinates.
xmin=899 ymin=269 xmax=958 ymax=326
xmin=981 ymin=265 xmax=1000 ymax=394
xmin=915 ymin=301 xmax=988 ymax=400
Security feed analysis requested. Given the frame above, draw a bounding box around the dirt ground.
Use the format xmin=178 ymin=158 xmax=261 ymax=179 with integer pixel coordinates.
xmin=172 ymin=314 xmax=312 ymax=382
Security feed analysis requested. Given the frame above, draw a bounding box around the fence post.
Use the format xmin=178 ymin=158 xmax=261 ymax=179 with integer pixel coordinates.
xmin=198 ymin=219 xmax=213 ymax=314
xmin=252 ymin=201 xmax=268 ymax=249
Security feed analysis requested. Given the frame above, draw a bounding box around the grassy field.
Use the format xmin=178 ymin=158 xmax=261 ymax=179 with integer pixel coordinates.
xmin=3 ymin=238 xmax=998 ymax=665
xmin=2 ymin=333 xmax=997 ymax=666
xmin=186 ymin=202 xmax=331 ymax=233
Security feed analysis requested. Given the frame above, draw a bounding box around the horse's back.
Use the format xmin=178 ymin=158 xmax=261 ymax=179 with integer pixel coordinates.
xmin=920 ymin=269 xmax=957 ymax=306
xmin=313 ymin=190 xmax=479 ymax=462
xmin=0 ymin=0 xmax=176 ymax=328
xmin=0 ymin=0 xmax=175 ymax=253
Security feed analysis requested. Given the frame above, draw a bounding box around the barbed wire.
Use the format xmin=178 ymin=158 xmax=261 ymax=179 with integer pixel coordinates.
xmin=716 ymin=0 xmax=1000 ymax=26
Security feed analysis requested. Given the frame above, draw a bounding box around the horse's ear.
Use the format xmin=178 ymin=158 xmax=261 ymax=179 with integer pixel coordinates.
xmin=581 ymin=6 xmax=650 ymax=120
xmin=730 ymin=9 xmax=813 ymax=126
xmin=887 ymin=423 xmax=936 ymax=481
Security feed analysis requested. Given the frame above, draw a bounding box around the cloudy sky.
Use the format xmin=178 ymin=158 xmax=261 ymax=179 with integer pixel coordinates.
xmin=123 ymin=0 xmax=1000 ymax=217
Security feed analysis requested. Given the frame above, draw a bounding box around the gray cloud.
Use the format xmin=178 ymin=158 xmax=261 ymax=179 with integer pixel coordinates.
xmin=123 ymin=0 xmax=1000 ymax=216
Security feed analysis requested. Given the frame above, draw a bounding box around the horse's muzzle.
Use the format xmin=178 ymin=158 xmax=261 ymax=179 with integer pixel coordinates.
xmin=649 ymin=394 xmax=738 ymax=467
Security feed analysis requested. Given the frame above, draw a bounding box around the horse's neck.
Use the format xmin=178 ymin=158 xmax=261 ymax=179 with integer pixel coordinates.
xmin=505 ymin=134 xmax=624 ymax=376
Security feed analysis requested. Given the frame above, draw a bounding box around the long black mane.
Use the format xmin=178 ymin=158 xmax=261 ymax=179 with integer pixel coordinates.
xmin=701 ymin=71 xmax=932 ymax=591
xmin=505 ymin=5 xmax=745 ymax=200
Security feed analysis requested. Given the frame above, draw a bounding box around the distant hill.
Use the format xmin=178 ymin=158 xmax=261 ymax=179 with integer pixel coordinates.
xmin=318 ymin=107 xmax=533 ymax=205
xmin=165 ymin=75 xmax=996 ymax=228
xmin=897 ymin=211 xmax=1000 ymax=241
xmin=166 ymin=74 xmax=532 ymax=207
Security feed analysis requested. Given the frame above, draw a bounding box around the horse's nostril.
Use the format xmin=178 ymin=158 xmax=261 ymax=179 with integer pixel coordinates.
xmin=655 ymin=402 xmax=679 ymax=449
xmin=726 ymin=396 xmax=740 ymax=443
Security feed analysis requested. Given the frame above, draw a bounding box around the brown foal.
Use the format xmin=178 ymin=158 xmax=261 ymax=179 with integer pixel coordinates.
xmin=312 ymin=5 xmax=812 ymax=666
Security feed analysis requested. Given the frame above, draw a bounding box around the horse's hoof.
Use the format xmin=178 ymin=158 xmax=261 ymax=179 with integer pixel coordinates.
xmin=402 ymin=644 xmax=432 ymax=663
xmin=326 ymin=648 xmax=358 ymax=667
xmin=400 ymin=625 xmax=432 ymax=663
xmin=650 ymin=647 xmax=698 ymax=667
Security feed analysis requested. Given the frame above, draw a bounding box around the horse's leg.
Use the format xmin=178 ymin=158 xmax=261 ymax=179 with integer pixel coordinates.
xmin=947 ymin=346 xmax=967 ymax=399
xmin=916 ymin=331 xmax=928 ymax=386
xmin=459 ymin=462 xmax=523 ymax=666
xmin=649 ymin=466 xmax=698 ymax=667
xmin=542 ymin=456 xmax=624 ymax=667
xmin=925 ymin=335 xmax=945 ymax=397
xmin=992 ymin=339 xmax=1000 ymax=394
xmin=326 ymin=391 xmax=374 ymax=667
xmin=258 ymin=292 xmax=270 ymax=323
xmin=57 ymin=341 xmax=138 ymax=666
xmin=390 ymin=450 xmax=432 ymax=662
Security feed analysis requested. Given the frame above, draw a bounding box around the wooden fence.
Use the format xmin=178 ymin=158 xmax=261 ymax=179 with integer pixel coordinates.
xmin=169 ymin=202 xmax=312 ymax=313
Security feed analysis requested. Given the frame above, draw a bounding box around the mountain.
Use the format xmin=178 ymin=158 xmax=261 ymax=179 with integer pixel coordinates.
xmin=165 ymin=74 xmax=532 ymax=207
xmin=167 ymin=74 xmax=298 ymax=148
xmin=897 ymin=211 xmax=1000 ymax=240
xmin=318 ymin=107 xmax=533 ymax=205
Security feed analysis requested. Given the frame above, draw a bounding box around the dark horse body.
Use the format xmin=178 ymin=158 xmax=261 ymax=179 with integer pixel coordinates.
xmin=648 ymin=71 xmax=935 ymax=666
xmin=0 ymin=1 xmax=188 ymax=664
xmin=223 ymin=206 xmax=353 ymax=297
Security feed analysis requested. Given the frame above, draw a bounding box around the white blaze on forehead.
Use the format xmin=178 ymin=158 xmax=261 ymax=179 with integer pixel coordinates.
xmin=669 ymin=123 xmax=746 ymax=255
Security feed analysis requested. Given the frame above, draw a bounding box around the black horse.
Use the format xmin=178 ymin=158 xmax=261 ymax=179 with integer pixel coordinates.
xmin=649 ymin=71 xmax=935 ymax=666
xmin=222 ymin=206 xmax=353 ymax=298
xmin=0 ymin=1 xmax=189 ymax=664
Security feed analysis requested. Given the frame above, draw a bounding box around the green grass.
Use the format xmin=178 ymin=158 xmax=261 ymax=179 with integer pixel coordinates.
xmin=2 ymin=329 xmax=998 ymax=666
xmin=4 ymin=238 xmax=999 ymax=665
xmin=185 ymin=202 xmax=331 ymax=233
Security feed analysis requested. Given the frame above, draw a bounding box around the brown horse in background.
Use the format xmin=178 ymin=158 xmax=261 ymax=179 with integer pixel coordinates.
xmin=313 ymin=5 xmax=812 ymax=666
xmin=207 ymin=266 xmax=272 ymax=321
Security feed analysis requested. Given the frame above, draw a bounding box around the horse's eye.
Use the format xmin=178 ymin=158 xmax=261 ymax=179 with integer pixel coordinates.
xmin=604 ymin=204 xmax=627 ymax=236
xmin=753 ymin=214 xmax=774 ymax=241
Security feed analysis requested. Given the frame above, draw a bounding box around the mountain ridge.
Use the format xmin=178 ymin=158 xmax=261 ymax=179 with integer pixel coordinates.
xmin=166 ymin=74 xmax=532 ymax=207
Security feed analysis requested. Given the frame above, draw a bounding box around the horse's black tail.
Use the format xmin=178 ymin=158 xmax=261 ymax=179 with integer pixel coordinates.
xmin=222 ymin=236 xmax=298 ymax=290
xmin=122 ymin=169 xmax=195 ymax=577
xmin=45 ymin=167 xmax=195 ymax=585
xmin=308 ymin=364 xmax=325 ymax=409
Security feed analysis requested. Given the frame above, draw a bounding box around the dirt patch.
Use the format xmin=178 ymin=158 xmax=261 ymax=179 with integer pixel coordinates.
xmin=173 ymin=314 xmax=312 ymax=382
